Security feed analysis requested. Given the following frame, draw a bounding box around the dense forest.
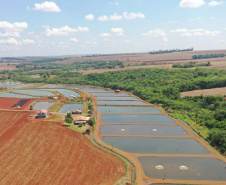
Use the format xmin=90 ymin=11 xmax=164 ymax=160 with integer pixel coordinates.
xmin=149 ymin=48 xmax=193 ymax=54
xmin=192 ymin=53 xmax=225 ymax=59
xmin=2 ymin=67 xmax=226 ymax=154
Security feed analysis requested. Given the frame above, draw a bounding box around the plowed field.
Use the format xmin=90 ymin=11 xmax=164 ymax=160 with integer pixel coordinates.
xmin=0 ymin=97 xmax=34 ymax=110
xmin=0 ymin=111 xmax=126 ymax=185
xmin=181 ymin=87 xmax=226 ymax=97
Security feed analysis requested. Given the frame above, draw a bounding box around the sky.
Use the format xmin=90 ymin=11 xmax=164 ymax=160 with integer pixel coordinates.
xmin=0 ymin=0 xmax=226 ymax=57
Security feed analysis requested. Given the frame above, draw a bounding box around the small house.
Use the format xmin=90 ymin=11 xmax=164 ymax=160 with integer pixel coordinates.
xmin=115 ymin=89 xmax=121 ymax=93
xmin=36 ymin=109 xmax=48 ymax=118
xmin=68 ymin=95 xmax=76 ymax=101
xmin=73 ymin=116 xmax=90 ymax=125
xmin=72 ymin=109 xmax=82 ymax=114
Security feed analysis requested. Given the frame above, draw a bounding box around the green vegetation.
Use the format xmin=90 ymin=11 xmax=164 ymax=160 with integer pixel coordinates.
xmin=65 ymin=112 xmax=73 ymax=123
xmin=89 ymin=117 xmax=96 ymax=126
xmin=149 ymin=48 xmax=193 ymax=54
xmin=192 ymin=53 xmax=225 ymax=60
xmin=172 ymin=61 xmax=211 ymax=68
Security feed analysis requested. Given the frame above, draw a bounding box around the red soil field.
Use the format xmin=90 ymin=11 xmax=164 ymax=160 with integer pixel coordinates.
xmin=0 ymin=63 xmax=16 ymax=70
xmin=0 ymin=111 xmax=126 ymax=185
xmin=0 ymin=97 xmax=34 ymax=110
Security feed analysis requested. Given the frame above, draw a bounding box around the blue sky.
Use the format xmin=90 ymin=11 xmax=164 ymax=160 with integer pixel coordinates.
xmin=0 ymin=0 xmax=225 ymax=57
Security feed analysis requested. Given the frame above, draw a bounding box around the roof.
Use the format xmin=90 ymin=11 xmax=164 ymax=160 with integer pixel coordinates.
xmin=74 ymin=116 xmax=90 ymax=121
xmin=40 ymin=109 xmax=48 ymax=113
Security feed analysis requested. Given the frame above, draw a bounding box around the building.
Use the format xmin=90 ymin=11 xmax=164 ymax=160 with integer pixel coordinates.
xmin=68 ymin=95 xmax=76 ymax=101
xmin=36 ymin=109 xmax=48 ymax=118
xmin=73 ymin=116 xmax=90 ymax=125
xmin=72 ymin=109 xmax=82 ymax=114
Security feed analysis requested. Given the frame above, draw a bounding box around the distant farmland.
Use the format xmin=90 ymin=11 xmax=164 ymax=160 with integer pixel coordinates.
xmin=181 ymin=87 xmax=226 ymax=97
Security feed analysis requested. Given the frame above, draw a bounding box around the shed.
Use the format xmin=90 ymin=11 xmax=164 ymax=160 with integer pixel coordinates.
xmin=72 ymin=109 xmax=82 ymax=114
xmin=36 ymin=109 xmax=48 ymax=118
xmin=68 ymin=95 xmax=76 ymax=101
xmin=74 ymin=116 xmax=90 ymax=124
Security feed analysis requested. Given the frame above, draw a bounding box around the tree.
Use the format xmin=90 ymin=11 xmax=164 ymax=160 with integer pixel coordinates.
xmin=89 ymin=117 xmax=95 ymax=126
xmin=30 ymin=105 xmax=33 ymax=110
xmin=86 ymin=129 xmax=90 ymax=134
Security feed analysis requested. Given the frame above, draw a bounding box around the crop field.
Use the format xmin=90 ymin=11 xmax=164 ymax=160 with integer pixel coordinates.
xmin=0 ymin=111 xmax=126 ymax=185
xmin=0 ymin=97 xmax=34 ymax=109
xmin=54 ymin=50 xmax=226 ymax=64
xmin=0 ymin=63 xmax=16 ymax=70
xmin=181 ymin=87 xmax=226 ymax=97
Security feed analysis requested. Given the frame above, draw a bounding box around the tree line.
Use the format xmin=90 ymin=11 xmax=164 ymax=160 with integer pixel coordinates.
xmin=192 ymin=53 xmax=225 ymax=60
xmin=149 ymin=48 xmax=193 ymax=54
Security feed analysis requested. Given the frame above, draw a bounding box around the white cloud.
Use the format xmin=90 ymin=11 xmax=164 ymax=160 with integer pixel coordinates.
xmin=111 ymin=28 xmax=124 ymax=36
xmin=45 ymin=26 xmax=89 ymax=36
xmin=109 ymin=13 xmax=123 ymax=21
xmin=208 ymin=1 xmax=224 ymax=6
xmin=98 ymin=15 xmax=108 ymax=21
xmin=123 ymin=12 xmax=145 ymax=20
xmin=70 ymin=38 xmax=78 ymax=43
xmin=33 ymin=1 xmax=61 ymax=12
xmin=0 ymin=38 xmax=19 ymax=45
xmin=0 ymin=21 xmax=28 ymax=38
xmin=85 ymin=14 xmax=94 ymax=21
xmin=22 ymin=39 xmax=35 ymax=45
xmin=179 ymin=0 xmax=206 ymax=8
xmin=115 ymin=1 xmax=119 ymax=6
xmin=98 ymin=12 xmax=145 ymax=21
xmin=100 ymin=33 xmax=111 ymax=37
xmin=171 ymin=28 xmax=220 ymax=37
xmin=189 ymin=16 xmax=202 ymax=21
xmin=142 ymin=29 xmax=168 ymax=42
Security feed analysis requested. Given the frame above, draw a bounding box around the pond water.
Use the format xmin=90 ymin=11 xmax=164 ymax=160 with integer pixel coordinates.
xmin=91 ymin=92 xmax=130 ymax=96
xmin=100 ymin=125 xmax=187 ymax=136
xmin=0 ymin=92 xmax=38 ymax=98
xmin=44 ymin=89 xmax=80 ymax=97
xmin=139 ymin=157 xmax=226 ymax=181
xmin=82 ymin=87 xmax=113 ymax=92
xmin=97 ymin=96 xmax=138 ymax=100
xmin=33 ymin=102 xmax=55 ymax=110
xmin=102 ymin=114 xmax=175 ymax=124
xmin=101 ymin=137 xmax=210 ymax=154
xmin=58 ymin=103 xmax=84 ymax=113
xmin=0 ymin=81 xmax=31 ymax=89
xmin=13 ymin=89 xmax=54 ymax=96
xmin=64 ymin=85 xmax=86 ymax=89
xmin=38 ymin=84 xmax=65 ymax=88
xmin=98 ymin=106 xmax=161 ymax=114
xmin=32 ymin=75 xmax=40 ymax=78
xmin=98 ymin=101 xmax=148 ymax=106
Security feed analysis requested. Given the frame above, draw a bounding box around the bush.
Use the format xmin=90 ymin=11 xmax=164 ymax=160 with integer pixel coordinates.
xmin=86 ymin=129 xmax=90 ymax=134
xmin=89 ymin=117 xmax=95 ymax=126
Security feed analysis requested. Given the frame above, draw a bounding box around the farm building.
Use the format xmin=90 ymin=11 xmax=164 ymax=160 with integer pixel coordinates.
xmin=68 ymin=95 xmax=76 ymax=101
xmin=74 ymin=116 xmax=90 ymax=124
xmin=115 ymin=89 xmax=121 ymax=92
xmin=72 ymin=109 xmax=82 ymax=114
xmin=36 ymin=109 xmax=48 ymax=118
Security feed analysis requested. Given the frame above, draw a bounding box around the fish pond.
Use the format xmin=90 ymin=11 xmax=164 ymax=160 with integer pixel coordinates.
xmin=13 ymin=89 xmax=54 ymax=96
xmin=91 ymin=92 xmax=130 ymax=96
xmin=44 ymin=89 xmax=80 ymax=97
xmin=82 ymin=87 xmax=113 ymax=92
xmin=101 ymin=137 xmax=210 ymax=154
xmin=139 ymin=157 xmax=226 ymax=181
xmin=98 ymin=101 xmax=148 ymax=106
xmin=58 ymin=103 xmax=84 ymax=113
xmin=33 ymin=102 xmax=55 ymax=110
xmin=0 ymin=92 xmax=38 ymax=98
xmin=101 ymin=114 xmax=175 ymax=124
xmin=100 ymin=125 xmax=187 ymax=136
xmin=97 ymin=96 xmax=138 ymax=100
xmin=98 ymin=106 xmax=161 ymax=114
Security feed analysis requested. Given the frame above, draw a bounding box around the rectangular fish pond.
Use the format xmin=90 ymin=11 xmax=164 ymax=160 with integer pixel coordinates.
xmin=81 ymin=87 xmax=113 ymax=92
xmin=91 ymin=92 xmax=130 ymax=96
xmin=97 ymin=96 xmax=138 ymax=101
xmin=101 ymin=114 xmax=175 ymax=124
xmin=101 ymin=137 xmax=210 ymax=154
xmin=100 ymin=125 xmax=187 ymax=136
xmin=98 ymin=106 xmax=161 ymax=114
xmin=58 ymin=103 xmax=84 ymax=113
xmin=0 ymin=92 xmax=38 ymax=98
xmin=13 ymin=89 xmax=54 ymax=96
xmin=138 ymin=157 xmax=226 ymax=181
xmin=44 ymin=89 xmax=80 ymax=97
xmin=33 ymin=102 xmax=55 ymax=110
xmin=98 ymin=101 xmax=148 ymax=106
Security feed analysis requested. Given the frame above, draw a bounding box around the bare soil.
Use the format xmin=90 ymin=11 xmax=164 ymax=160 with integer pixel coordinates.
xmin=181 ymin=87 xmax=226 ymax=97
xmin=0 ymin=97 xmax=34 ymax=110
xmin=0 ymin=63 xmax=16 ymax=70
xmin=0 ymin=110 xmax=126 ymax=185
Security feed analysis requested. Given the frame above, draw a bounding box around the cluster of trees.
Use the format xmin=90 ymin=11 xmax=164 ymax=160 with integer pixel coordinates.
xmin=192 ymin=53 xmax=225 ymax=60
xmin=149 ymin=48 xmax=193 ymax=54
xmin=172 ymin=61 xmax=211 ymax=68
xmin=65 ymin=112 xmax=73 ymax=123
